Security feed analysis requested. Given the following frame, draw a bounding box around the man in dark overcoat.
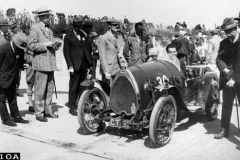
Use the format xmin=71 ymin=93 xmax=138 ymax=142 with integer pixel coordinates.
xmin=63 ymin=19 xmax=93 ymax=116
xmin=215 ymin=18 xmax=240 ymax=141
xmin=178 ymin=29 xmax=191 ymax=65
xmin=0 ymin=32 xmax=29 ymax=126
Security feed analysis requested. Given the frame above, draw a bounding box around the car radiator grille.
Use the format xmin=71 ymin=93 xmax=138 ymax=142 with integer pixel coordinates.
xmin=110 ymin=76 xmax=138 ymax=115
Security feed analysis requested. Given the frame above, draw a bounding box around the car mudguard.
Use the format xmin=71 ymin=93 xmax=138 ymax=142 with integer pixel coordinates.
xmin=81 ymin=79 xmax=110 ymax=101
xmin=154 ymin=85 xmax=189 ymax=111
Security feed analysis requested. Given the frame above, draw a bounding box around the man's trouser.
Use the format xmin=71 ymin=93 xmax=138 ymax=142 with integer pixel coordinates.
xmin=0 ymin=79 xmax=20 ymax=121
xmin=221 ymin=83 xmax=240 ymax=133
xmin=68 ymin=64 xmax=88 ymax=109
xmin=34 ymin=71 xmax=54 ymax=117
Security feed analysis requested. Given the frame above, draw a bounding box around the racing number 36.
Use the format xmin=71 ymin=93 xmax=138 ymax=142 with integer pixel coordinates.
xmin=156 ymin=75 xmax=169 ymax=85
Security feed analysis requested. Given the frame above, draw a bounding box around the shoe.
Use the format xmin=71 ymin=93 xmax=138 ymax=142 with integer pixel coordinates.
xmin=16 ymin=92 xmax=24 ymax=97
xmin=2 ymin=119 xmax=17 ymax=127
xmin=69 ymin=108 xmax=77 ymax=116
xmin=36 ymin=117 xmax=48 ymax=122
xmin=28 ymin=106 xmax=35 ymax=112
xmin=214 ymin=128 xmax=229 ymax=139
xmin=44 ymin=113 xmax=59 ymax=118
xmin=14 ymin=117 xmax=29 ymax=124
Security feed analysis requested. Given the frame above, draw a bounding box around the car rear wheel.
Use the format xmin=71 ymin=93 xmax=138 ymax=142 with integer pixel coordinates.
xmin=78 ymin=88 xmax=107 ymax=134
xmin=149 ymin=95 xmax=177 ymax=147
xmin=205 ymin=80 xmax=219 ymax=120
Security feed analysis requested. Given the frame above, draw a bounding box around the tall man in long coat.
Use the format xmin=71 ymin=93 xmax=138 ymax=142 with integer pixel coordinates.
xmin=215 ymin=18 xmax=240 ymax=141
xmin=63 ymin=19 xmax=93 ymax=116
xmin=27 ymin=7 xmax=60 ymax=122
xmin=123 ymin=22 xmax=149 ymax=67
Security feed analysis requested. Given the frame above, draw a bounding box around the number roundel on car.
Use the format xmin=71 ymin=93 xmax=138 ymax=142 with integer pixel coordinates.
xmin=156 ymin=75 xmax=169 ymax=85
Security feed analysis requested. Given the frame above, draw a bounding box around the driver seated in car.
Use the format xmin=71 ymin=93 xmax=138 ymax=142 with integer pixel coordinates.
xmin=166 ymin=44 xmax=187 ymax=78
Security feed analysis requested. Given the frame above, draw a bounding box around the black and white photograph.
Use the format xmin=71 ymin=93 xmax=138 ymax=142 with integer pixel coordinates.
xmin=0 ymin=0 xmax=240 ymax=159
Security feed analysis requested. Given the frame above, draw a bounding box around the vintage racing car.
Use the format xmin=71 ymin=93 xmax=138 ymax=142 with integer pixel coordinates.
xmin=77 ymin=57 xmax=220 ymax=147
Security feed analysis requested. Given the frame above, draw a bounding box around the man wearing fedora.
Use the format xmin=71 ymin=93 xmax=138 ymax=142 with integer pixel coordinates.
xmin=215 ymin=18 xmax=240 ymax=144
xmin=0 ymin=32 xmax=29 ymax=126
xmin=123 ymin=22 xmax=149 ymax=67
xmin=98 ymin=18 xmax=121 ymax=86
xmin=63 ymin=19 xmax=93 ymax=116
xmin=0 ymin=19 xmax=9 ymax=47
xmin=27 ymin=7 xmax=60 ymax=122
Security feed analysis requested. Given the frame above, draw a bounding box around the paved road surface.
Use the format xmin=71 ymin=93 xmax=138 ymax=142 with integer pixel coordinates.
xmin=0 ymin=71 xmax=240 ymax=160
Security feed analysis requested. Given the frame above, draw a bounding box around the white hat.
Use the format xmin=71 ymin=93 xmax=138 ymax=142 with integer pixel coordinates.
xmin=35 ymin=6 xmax=52 ymax=16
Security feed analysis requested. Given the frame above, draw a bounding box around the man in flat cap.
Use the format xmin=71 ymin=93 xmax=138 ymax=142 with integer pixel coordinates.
xmin=9 ymin=21 xmax=18 ymax=36
xmin=0 ymin=32 xmax=29 ymax=126
xmin=98 ymin=18 xmax=121 ymax=86
xmin=27 ymin=6 xmax=60 ymax=122
xmin=123 ymin=22 xmax=149 ymax=67
xmin=215 ymin=18 xmax=240 ymax=143
xmin=63 ymin=19 xmax=93 ymax=116
xmin=0 ymin=19 xmax=9 ymax=46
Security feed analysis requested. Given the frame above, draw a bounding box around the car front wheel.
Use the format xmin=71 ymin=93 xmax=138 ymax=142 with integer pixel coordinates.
xmin=149 ymin=95 xmax=177 ymax=147
xmin=78 ymin=88 xmax=107 ymax=134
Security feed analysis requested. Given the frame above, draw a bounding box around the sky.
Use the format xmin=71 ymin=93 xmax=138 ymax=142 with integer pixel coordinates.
xmin=1 ymin=0 xmax=240 ymax=29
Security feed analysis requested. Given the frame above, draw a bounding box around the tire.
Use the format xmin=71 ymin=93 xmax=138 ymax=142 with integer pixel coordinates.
xmin=149 ymin=95 xmax=177 ymax=147
xmin=78 ymin=88 xmax=107 ymax=134
xmin=205 ymin=80 xmax=219 ymax=121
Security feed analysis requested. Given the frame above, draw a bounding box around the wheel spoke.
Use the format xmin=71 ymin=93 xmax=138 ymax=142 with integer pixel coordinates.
xmin=156 ymin=102 xmax=175 ymax=143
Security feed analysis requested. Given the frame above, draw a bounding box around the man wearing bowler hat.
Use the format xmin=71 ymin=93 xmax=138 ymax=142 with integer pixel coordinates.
xmin=0 ymin=32 xmax=29 ymax=126
xmin=215 ymin=18 xmax=240 ymax=143
xmin=63 ymin=18 xmax=93 ymax=116
xmin=0 ymin=19 xmax=9 ymax=46
xmin=27 ymin=6 xmax=60 ymax=122
xmin=98 ymin=18 xmax=121 ymax=86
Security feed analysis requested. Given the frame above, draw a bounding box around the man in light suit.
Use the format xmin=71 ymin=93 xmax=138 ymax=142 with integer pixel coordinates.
xmin=207 ymin=29 xmax=222 ymax=66
xmin=98 ymin=18 xmax=121 ymax=86
xmin=63 ymin=19 xmax=93 ymax=116
xmin=27 ymin=6 xmax=60 ymax=122
xmin=0 ymin=19 xmax=9 ymax=46
xmin=123 ymin=22 xmax=149 ymax=67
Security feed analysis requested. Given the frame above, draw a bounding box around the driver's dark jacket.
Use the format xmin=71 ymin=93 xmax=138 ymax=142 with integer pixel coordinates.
xmin=216 ymin=35 xmax=240 ymax=90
